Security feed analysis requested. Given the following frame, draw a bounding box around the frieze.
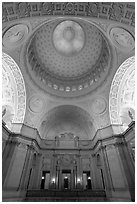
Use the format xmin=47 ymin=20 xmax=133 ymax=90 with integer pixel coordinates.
xmin=2 ymin=2 xmax=135 ymax=28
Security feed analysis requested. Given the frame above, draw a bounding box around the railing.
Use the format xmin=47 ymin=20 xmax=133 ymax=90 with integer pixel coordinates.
xmin=26 ymin=189 xmax=106 ymax=198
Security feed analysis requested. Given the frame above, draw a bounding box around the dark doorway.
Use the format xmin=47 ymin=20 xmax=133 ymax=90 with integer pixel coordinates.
xmin=62 ymin=170 xmax=71 ymax=189
xmin=83 ymin=171 xmax=92 ymax=189
xmin=64 ymin=177 xmax=69 ymax=189
xmin=40 ymin=171 xmax=50 ymax=189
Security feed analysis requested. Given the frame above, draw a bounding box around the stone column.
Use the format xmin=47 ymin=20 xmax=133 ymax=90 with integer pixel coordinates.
xmin=72 ymin=167 xmax=76 ymax=189
xmin=115 ymin=140 xmax=135 ymax=201
xmin=89 ymin=155 xmax=96 ymax=189
xmin=105 ymin=142 xmax=131 ymax=201
xmin=3 ymin=142 xmax=27 ymax=190
xmin=2 ymin=121 xmax=9 ymax=153
xmin=59 ymin=167 xmax=62 ymax=190
xmin=37 ymin=154 xmax=43 ymax=189
xmin=91 ymin=154 xmax=102 ymax=189
xmin=31 ymin=153 xmax=41 ymax=189
xmin=56 ymin=166 xmax=60 ymax=189
xmin=100 ymin=146 xmax=114 ymax=195
xmin=49 ymin=153 xmax=56 ymax=189
xmin=28 ymin=151 xmax=38 ymax=190
xmin=18 ymin=145 xmax=33 ymax=190
xmin=2 ymin=140 xmax=18 ymax=186
xmin=76 ymin=155 xmax=82 ymax=189
xmin=2 ymin=138 xmax=7 ymax=153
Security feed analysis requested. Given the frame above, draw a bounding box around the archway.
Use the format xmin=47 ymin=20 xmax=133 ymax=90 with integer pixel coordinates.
xmin=109 ymin=56 xmax=135 ymax=132
xmin=2 ymin=52 xmax=26 ymax=131
xmin=39 ymin=105 xmax=95 ymax=140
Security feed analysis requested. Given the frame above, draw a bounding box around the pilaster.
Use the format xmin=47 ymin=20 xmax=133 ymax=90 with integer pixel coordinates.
xmin=3 ymin=142 xmax=28 ymax=190
xmin=102 ymin=138 xmax=132 ymax=201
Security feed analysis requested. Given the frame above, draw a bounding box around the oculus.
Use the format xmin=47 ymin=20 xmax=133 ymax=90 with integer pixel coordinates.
xmin=53 ymin=20 xmax=85 ymax=56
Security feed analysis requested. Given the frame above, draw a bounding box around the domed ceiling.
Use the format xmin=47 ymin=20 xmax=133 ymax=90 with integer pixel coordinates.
xmin=24 ymin=18 xmax=111 ymax=98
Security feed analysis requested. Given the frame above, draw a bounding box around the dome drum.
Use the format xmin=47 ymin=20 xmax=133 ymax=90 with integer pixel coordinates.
xmin=25 ymin=18 xmax=111 ymax=98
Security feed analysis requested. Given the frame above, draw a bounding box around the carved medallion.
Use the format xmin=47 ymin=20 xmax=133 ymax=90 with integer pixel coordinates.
xmin=110 ymin=27 xmax=134 ymax=51
xmin=91 ymin=97 xmax=107 ymax=114
xmin=29 ymin=95 xmax=44 ymax=113
xmin=3 ymin=24 xmax=29 ymax=48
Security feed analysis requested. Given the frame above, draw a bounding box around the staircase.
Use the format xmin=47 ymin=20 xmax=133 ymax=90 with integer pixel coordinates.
xmin=25 ymin=189 xmax=107 ymax=202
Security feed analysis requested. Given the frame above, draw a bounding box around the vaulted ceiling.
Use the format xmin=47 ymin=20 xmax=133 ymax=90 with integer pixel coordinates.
xmin=2 ymin=2 xmax=135 ymax=137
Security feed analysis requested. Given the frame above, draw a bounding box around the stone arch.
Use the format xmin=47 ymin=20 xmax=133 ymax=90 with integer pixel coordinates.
xmin=39 ymin=105 xmax=96 ymax=140
xmin=109 ymin=56 xmax=135 ymax=131
xmin=2 ymin=52 xmax=26 ymax=130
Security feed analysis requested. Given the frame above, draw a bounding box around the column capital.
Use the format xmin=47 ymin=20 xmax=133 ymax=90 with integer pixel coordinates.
xmin=114 ymin=141 xmax=125 ymax=148
xmin=17 ymin=142 xmax=28 ymax=150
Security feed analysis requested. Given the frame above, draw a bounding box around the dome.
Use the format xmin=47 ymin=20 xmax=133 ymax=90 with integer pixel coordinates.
xmin=25 ymin=18 xmax=111 ymax=98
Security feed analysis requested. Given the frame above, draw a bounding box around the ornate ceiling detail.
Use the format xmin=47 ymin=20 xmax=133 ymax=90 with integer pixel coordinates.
xmin=2 ymin=52 xmax=26 ymax=124
xmin=24 ymin=18 xmax=111 ymax=98
xmin=39 ymin=105 xmax=95 ymax=140
xmin=91 ymin=97 xmax=107 ymax=115
xmin=2 ymin=24 xmax=29 ymax=49
xmin=28 ymin=95 xmax=44 ymax=113
xmin=2 ymin=2 xmax=135 ymax=27
xmin=53 ymin=20 xmax=85 ymax=56
xmin=109 ymin=27 xmax=135 ymax=52
xmin=109 ymin=56 xmax=135 ymax=127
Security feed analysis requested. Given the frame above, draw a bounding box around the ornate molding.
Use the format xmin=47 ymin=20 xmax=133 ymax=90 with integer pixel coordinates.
xmin=28 ymin=95 xmax=44 ymax=113
xmin=26 ymin=18 xmax=110 ymax=96
xmin=109 ymin=27 xmax=135 ymax=52
xmin=91 ymin=97 xmax=107 ymax=115
xmin=2 ymin=2 xmax=135 ymax=27
xmin=109 ymin=56 xmax=135 ymax=125
xmin=2 ymin=24 xmax=29 ymax=49
xmin=17 ymin=142 xmax=28 ymax=150
xmin=25 ymin=19 xmax=111 ymax=93
xmin=2 ymin=52 xmax=26 ymax=124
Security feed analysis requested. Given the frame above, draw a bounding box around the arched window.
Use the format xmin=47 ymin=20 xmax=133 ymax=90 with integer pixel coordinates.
xmin=2 ymin=52 xmax=26 ymax=131
xmin=109 ymin=56 xmax=135 ymax=132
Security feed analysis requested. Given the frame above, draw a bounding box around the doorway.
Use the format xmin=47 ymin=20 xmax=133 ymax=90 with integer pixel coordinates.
xmin=40 ymin=171 xmax=50 ymax=189
xmin=62 ymin=170 xmax=71 ymax=189
xmin=83 ymin=171 xmax=92 ymax=189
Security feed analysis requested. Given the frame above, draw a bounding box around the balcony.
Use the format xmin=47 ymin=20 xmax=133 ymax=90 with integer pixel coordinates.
xmin=25 ymin=189 xmax=107 ymax=202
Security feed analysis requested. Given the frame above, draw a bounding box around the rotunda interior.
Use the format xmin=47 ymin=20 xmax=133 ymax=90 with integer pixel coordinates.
xmin=2 ymin=2 xmax=135 ymax=202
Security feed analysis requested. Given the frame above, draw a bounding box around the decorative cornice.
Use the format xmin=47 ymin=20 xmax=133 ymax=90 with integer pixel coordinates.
xmin=2 ymin=2 xmax=135 ymax=27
